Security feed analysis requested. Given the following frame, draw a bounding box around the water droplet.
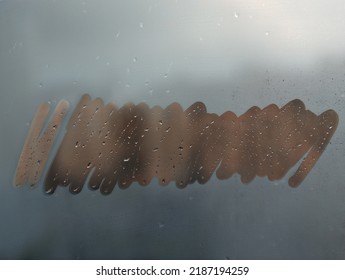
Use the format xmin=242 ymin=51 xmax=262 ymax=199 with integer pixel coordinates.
xmin=159 ymin=222 xmax=165 ymax=228
xmin=139 ymin=22 xmax=144 ymax=28
xmin=164 ymin=73 xmax=168 ymax=78
xmin=123 ymin=157 xmax=130 ymax=162
xmin=39 ymin=83 xmax=43 ymax=88
xmin=75 ymin=141 xmax=79 ymax=148
xmin=86 ymin=162 xmax=92 ymax=168
xmin=265 ymin=31 xmax=270 ymax=36
xmin=234 ymin=12 xmax=239 ymax=18
xmin=133 ymin=57 xmax=137 ymax=63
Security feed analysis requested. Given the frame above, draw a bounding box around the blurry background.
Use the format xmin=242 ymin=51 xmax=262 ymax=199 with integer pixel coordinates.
xmin=0 ymin=0 xmax=345 ymax=259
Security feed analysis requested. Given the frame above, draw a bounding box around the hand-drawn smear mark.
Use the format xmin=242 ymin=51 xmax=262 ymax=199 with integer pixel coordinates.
xmin=14 ymin=94 xmax=338 ymax=194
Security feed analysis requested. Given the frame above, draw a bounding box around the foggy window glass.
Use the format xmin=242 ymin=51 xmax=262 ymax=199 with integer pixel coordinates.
xmin=0 ymin=0 xmax=343 ymax=260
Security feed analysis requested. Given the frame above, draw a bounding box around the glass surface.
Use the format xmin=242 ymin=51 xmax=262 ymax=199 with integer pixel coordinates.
xmin=0 ymin=0 xmax=344 ymax=259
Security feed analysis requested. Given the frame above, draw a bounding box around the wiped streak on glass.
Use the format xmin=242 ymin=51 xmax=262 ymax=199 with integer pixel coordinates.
xmin=14 ymin=94 xmax=338 ymax=194
xmin=14 ymin=100 xmax=69 ymax=187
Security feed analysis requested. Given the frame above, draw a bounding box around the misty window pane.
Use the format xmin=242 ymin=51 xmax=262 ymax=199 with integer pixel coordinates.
xmin=0 ymin=0 xmax=343 ymax=260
